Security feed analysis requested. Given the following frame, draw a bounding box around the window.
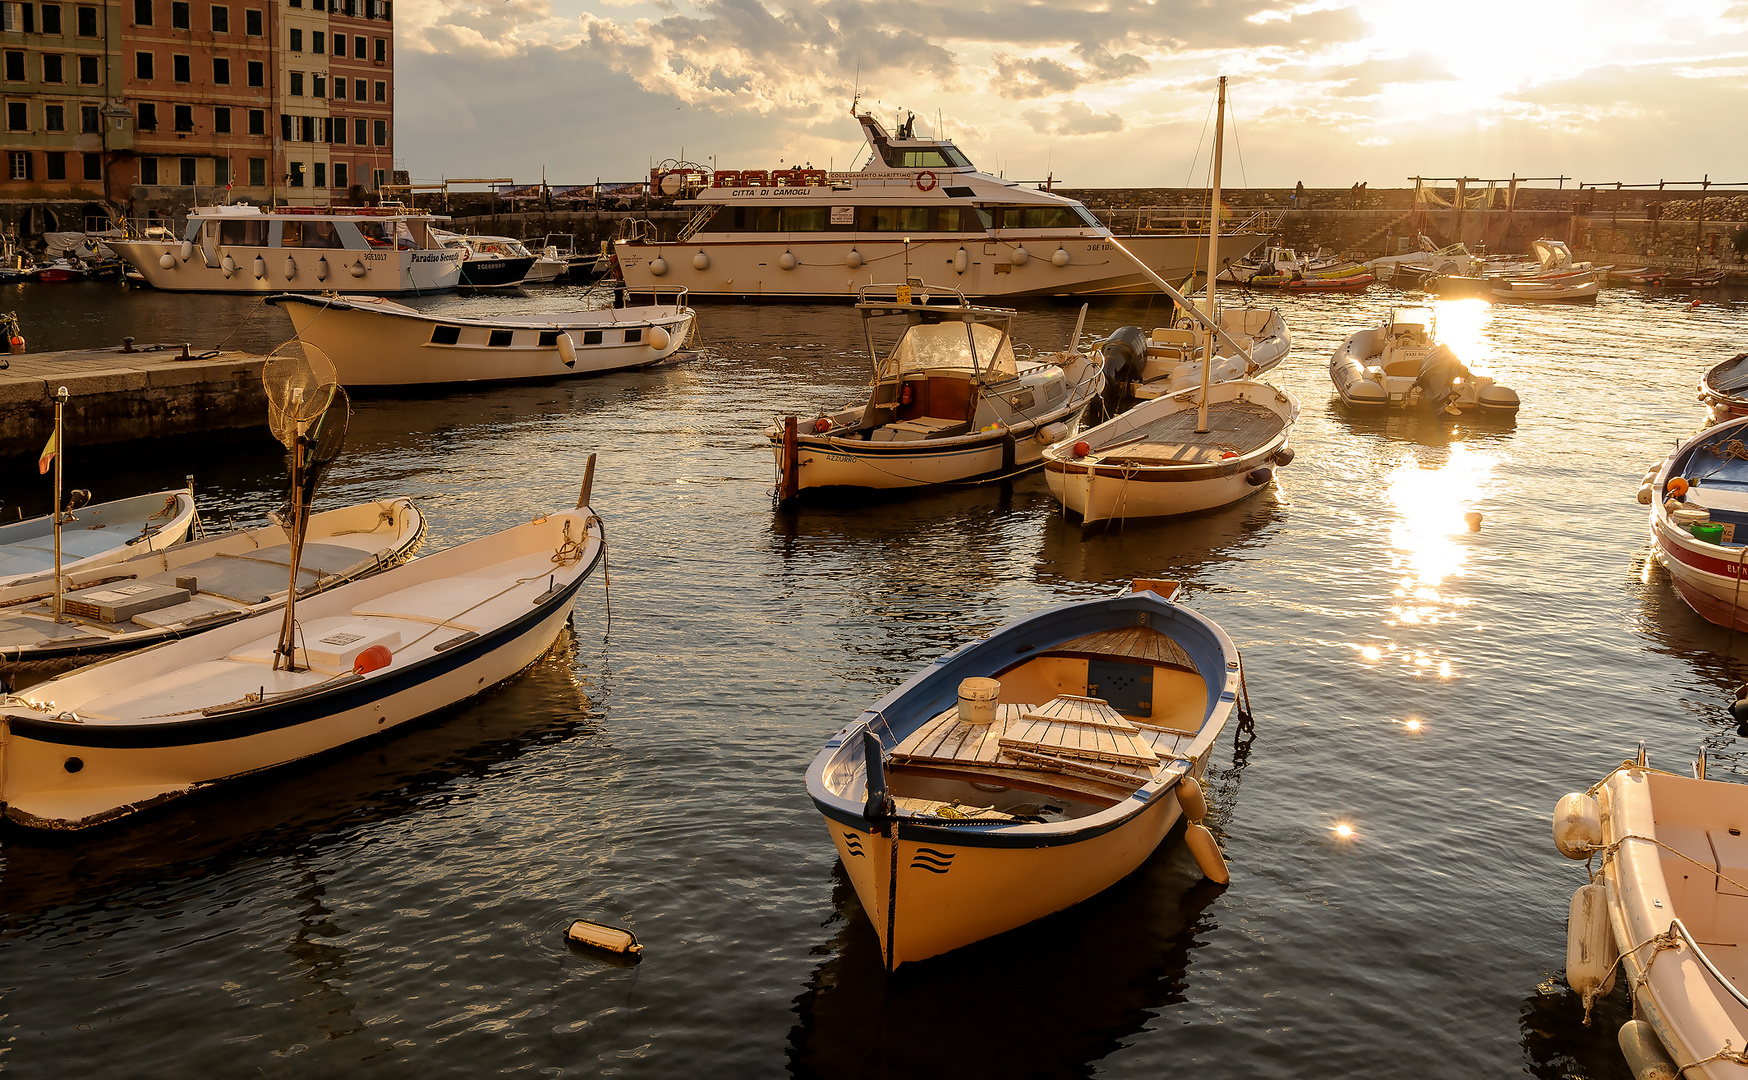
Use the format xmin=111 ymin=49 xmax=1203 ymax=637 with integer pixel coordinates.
xmin=372 ymin=79 xmax=383 ymax=102
xmin=289 ymin=159 xmax=303 ymax=186
xmin=243 ymin=6 xmax=257 ymax=33
xmin=176 ymin=156 xmax=192 ymax=184
xmin=212 ymin=104 xmax=228 ymax=131
xmin=372 ymin=117 xmax=384 ymax=145
xmin=213 ymin=156 xmax=226 ymax=184
xmin=45 ymin=151 xmax=64 ymax=180
xmin=43 ymin=102 xmax=61 ymax=129
xmin=173 ymin=103 xmax=191 ymax=130
xmin=372 ymin=167 xmax=383 ymax=189
xmin=211 ymin=56 xmax=227 ymax=83
xmin=137 ymin=101 xmax=156 ymax=129
xmin=373 ymin=36 xmax=384 ymax=62
xmin=3 ymin=52 xmax=22 ymax=81
xmin=40 ymin=3 xmax=58 ymax=32
xmin=247 ymin=155 xmax=263 ymax=184
xmin=299 ymin=114 xmax=313 ymax=140
xmin=2 ymin=2 xmax=33 ymax=32
xmin=245 ymin=58 xmax=260 ymax=85
xmin=10 ymin=151 xmax=31 ymax=180
xmin=331 ymin=114 xmax=343 ymax=142
xmin=352 ymin=77 xmax=362 ymax=98
xmin=79 ymin=102 xmax=94 ymax=130
xmin=132 ymin=0 xmax=149 ymax=22
xmin=313 ymin=161 xmax=324 ymax=187
xmin=208 ymin=3 xmax=224 ymax=30
xmin=311 ymin=73 xmax=322 ymax=96
xmin=288 ymin=70 xmax=301 ymax=95
xmin=75 ymin=3 xmax=94 ymax=34
xmin=331 ymin=33 xmax=343 ymax=57
xmin=333 ymin=76 xmax=343 ymax=99
xmin=288 ymin=27 xmax=300 ymax=50
xmin=140 ymin=156 xmax=157 ymax=183
xmin=172 ymin=53 xmax=188 ymax=81
xmin=333 ymin=162 xmax=345 ymax=188
xmin=169 ymin=0 xmax=185 ymax=26
xmin=278 ymin=111 xmax=287 ymax=138
xmin=311 ymin=29 xmax=321 ymax=52
xmin=41 ymin=53 xmax=61 ymax=81
xmin=352 ymin=116 xmax=363 ymax=144
xmin=76 ymin=53 xmax=94 ymax=81
xmin=247 ymin=106 xmax=261 ymax=133
xmin=82 ymin=150 xmax=98 ymax=179
xmin=352 ymin=36 xmax=363 ymax=58
xmin=5 ymin=101 xmax=26 ymax=130
xmin=135 ymin=51 xmax=152 ymax=78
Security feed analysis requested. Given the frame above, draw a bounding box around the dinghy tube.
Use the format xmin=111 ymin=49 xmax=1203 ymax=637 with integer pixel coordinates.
xmin=1565 ymin=882 xmax=1618 ymax=1011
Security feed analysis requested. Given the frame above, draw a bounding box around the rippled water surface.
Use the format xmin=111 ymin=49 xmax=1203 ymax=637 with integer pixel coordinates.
xmin=3 ymin=278 xmax=1747 ymax=1077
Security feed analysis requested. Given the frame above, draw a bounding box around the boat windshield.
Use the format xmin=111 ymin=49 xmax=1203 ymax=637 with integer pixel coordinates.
xmin=881 ymin=145 xmax=973 ymax=170
xmin=880 ymin=321 xmax=1015 ymax=380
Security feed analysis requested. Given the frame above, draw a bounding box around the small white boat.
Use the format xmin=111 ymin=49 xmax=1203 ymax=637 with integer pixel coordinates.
xmin=1698 ymin=351 xmax=1748 ymax=425
xmin=1366 ymin=236 xmax=1480 ymax=282
xmin=0 ymin=489 xmax=198 ymax=589
xmin=768 ymin=283 xmax=1106 ymax=498
xmin=1551 ymin=749 xmax=1748 ymax=1078
xmin=807 ymin=581 xmax=1242 ymax=970
xmin=1043 ymin=380 xmax=1299 ymax=525
xmin=0 ymin=503 xmax=604 ymax=831
xmin=1330 ymin=308 xmax=1520 ymax=412
xmin=430 ymin=230 xmax=538 ymax=288
xmin=0 ymin=499 xmax=424 ymax=677
xmin=268 ymin=291 xmax=695 ymax=387
xmin=1490 ymin=275 xmax=1600 ymax=303
xmin=1645 ymin=414 xmax=1748 ymax=631
xmin=1114 ymin=307 xmax=1291 ymax=401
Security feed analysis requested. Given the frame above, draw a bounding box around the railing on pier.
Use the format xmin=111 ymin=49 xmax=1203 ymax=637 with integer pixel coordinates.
xmin=1089 ymin=207 xmax=1279 ymax=236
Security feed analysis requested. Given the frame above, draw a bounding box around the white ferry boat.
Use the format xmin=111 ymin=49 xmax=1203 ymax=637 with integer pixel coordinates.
xmin=615 ymin=111 xmax=1264 ymax=300
xmin=109 ymin=204 xmax=464 ymax=294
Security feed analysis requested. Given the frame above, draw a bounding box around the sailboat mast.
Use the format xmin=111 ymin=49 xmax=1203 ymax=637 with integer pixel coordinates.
xmin=1197 ymin=76 xmax=1226 ymax=435
xmin=50 ymin=386 xmax=66 ymax=623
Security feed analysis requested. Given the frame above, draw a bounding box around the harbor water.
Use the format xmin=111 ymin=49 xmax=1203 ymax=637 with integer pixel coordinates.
xmin=0 ymin=279 xmax=1744 ymax=1077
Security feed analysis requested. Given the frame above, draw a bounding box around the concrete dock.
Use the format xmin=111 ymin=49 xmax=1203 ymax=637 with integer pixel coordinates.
xmin=0 ymin=345 xmax=268 ymax=459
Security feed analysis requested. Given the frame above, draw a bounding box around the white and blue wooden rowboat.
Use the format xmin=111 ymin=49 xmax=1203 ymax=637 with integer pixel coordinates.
xmin=0 ymin=489 xmax=197 ymax=588
xmin=0 ymin=499 xmax=425 ymax=677
xmin=1648 ymin=414 xmax=1748 ymax=631
xmin=806 ymin=583 xmax=1242 ymax=970
xmin=0 ymin=505 xmax=602 ymax=831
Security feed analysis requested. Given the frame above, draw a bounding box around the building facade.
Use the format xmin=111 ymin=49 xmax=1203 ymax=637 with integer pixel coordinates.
xmin=0 ymin=0 xmax=392 ymax=238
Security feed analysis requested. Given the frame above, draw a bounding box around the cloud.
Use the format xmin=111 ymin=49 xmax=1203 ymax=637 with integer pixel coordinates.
xmin=990 ymin=43 xmax=1149 ymax=100
xmin=1020 ymin=100 xmax=1126 ymax=135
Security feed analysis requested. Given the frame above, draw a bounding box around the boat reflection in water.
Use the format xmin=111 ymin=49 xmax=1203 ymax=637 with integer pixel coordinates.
xmin=786 ymin=853 xmax=1228 ymax=1079
xmin=1034 ymin=491 xmax=1287 ymax=589
xmin=1325 ymin=401 xmax=1518 ymax=447
xmin=1633 ymin=555 xmax=1748 ymax=737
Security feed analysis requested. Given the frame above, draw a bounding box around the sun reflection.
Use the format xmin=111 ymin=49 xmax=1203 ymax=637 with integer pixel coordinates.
xmin=1387 ymin=444 xmax=1496 ymax=589
xmin=1360 ymin=645 xmax=1383 ymax=661
xmin=1402 ymin=717 xmax=1423 ymax=731
xmin=1426 ymin=298 xmax=1496 ymax=374
xmin=1333 ymin=823 xmax=1355 ymax=839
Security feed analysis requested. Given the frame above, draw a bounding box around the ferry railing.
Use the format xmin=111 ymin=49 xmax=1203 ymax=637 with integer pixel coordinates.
xmin=613 ymin=284 xmax=690 ymax=312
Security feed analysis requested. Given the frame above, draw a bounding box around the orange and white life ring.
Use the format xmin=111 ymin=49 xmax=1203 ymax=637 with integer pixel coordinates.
xmin=916 ymin=171 xmax=937 ymax=192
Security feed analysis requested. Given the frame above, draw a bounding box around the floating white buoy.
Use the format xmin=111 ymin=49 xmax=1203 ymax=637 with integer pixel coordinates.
xmin=349 ymin=261 xmax=366 ymax=278
xmin=648 ymin=325 xmax=670 ymax=351
xmin=778 ymin=251 xmax=796 ymax=270
xmin=556 ymin=333 xmax=577 ymax=366
xmin=316 ymin=257 xmax=328 ymax=282
xmin=648 ymin=257 xmax=668 ymax=277
xmin=692 ymin=251 xmax=710 ymax=271
xmin=1566 ymin=882 xmax=1618 ymax=1008
xmin=252 ymin=255 xmax=267 ymax=279
xmin=1176 ymin=774 xmax=1208 ymax=823
xmin=178 ymin=240 xmax=194 ymax=261
xmin=1617 ymin=1019 xmax=1678 ymax=1080
xmin=158 ymin=252 xmax=177 ymax=269
xmin=845 ymin=249 xmax=863 ymax=270
xmin=1010 ymin=246 xmax=1030 ymax=266
xmin=565 ymin=919 xmax=642 ymax=956
xmin=1553 ymin=792 xmax=1602 ymax=858
xmin=1184 ymin=822 xmax=1230 ymax=884
xmin=1052 ymin=247 xmax=1070 ymax=267
xmin=953 ymin=247 xmax=968 ymax=275
xmin=283 ymin=257 xmax=297 ymax=279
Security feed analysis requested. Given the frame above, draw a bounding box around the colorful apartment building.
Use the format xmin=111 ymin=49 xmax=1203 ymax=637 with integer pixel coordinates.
xmin=0 ymin=0 xmax=392 ymax=236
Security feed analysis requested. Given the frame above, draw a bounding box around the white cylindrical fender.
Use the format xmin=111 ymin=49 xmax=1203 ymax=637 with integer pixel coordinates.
xmin=349 ymin=260 xmax=367 ymax=278
xmin=221 ymin=254 xmax=237 ymax=275
xmin=648 ymin=325 xmax=671 ymax=351
xmin=158 ymin=252 xmax=177 ymax=269
xmin=1566 ymin=882 xmax=1619 ymax=1008
xmin=846 ymin=249 xmax=863 ymax=270
xmin=1636 ymin=485 xmax=1654 ymax=505
xmin=1553 ymin=792 xmax=1602 ymax=859
xmin=283 ymin=257 xmax=297 ymax=279
xmin=778 ymin=251 xmax=797 ymax=270
xmin=1036 ymin=421 xmax=1068 ymax=445
xmin=648 ymin=256 xmax=668 ymax=277
xmin=556 ymin=333 xmax=577 ymax=365
xmin=1052 ymin=247 xmax=1070 ymax=267
xmin=953 ymin=247 xmax=968 ymax=275
xmin=692 ymin=251 xmax=710 ymax=271
xmin=178 ymin=240 xmax=194 ymax=261
xmin=1184 ymin=823 xmax=1230 ymax=884
xmin=252 ymin=255 xmax=267 ymax=279
xmin=1176 ymin=775 xmax=1208 ymax=823
xmin=316 ymin=257 xmax=328 ymax=282
xmin=1010 ymin=246 xmax=1030 ymax=266
xmin=1617 ymin=1019 xmax=1678 ymax=1080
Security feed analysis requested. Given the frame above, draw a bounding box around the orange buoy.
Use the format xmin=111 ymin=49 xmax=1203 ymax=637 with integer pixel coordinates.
xmin=1073 ymin=441 xmax=1091 ymax=457
xmin=1669 ymin=477 xmax=1690 ymax=497
xmin=353 ymin=644 xmax=393 ymax=674
xmin=813 ymin=416 xmax=833 ymax=433
xmin=8 ymin=334 xmax=23 ymax=354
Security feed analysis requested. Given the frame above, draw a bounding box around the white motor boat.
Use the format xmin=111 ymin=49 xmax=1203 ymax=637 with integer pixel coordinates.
xmin=0 ymin=503 xmax=604 ymax=831
xmin=0 ymin=499 xmax=424 ymax=678
xmin=0 ymin=489 xmax=198 ymax=589
xmin=1365 ymin=236 xmax=1480 ymax=282
xmin=429 ymin=230 xmax=538 ymax=288
xmin=768 ymin=284 xmax=1106 ymax=498
xmin=108 ymin=205 xmax=464 ymax=294
xmin=1644 ymin=413 xmax=1748 ymax=631
xmin=1113 ymin=307 xmax=1291 ymax=401
xmin=1043 ymin=380 xmax=1299 ymax=525
xmin=1552 ymin=749 xmax=1748 ymax=1079
xmin=267 ymin=290 xmax=695 ymax=386
xmin=615 ymin=109 xmax=1263 ymax=300
xmin=1490 ymin=275 xmax=1600 ymax=303
xmin=1216 ymin=244 xmax=1365 ymax=286
xmin=1330 ymin=308 xmax=1520 ymax=412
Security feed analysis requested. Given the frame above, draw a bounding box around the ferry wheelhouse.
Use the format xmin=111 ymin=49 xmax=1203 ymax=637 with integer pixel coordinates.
xmin=109 ymin=204 xmax=464 ymax=294
xmin=616 ymin=111 xmax=1264 ymax=300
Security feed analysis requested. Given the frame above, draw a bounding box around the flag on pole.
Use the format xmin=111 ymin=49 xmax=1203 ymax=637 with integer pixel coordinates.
xmin=37 ymin=427 xmax=56 ymax=474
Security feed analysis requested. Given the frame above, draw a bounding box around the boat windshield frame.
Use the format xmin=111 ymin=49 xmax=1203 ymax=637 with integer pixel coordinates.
xmin=856 ymin=284 xmax=1018 ymax=384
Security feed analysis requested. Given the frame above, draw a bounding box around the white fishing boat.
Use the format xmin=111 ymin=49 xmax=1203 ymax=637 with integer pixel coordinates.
xmin=1698 ymin=351 xmax=1748 ymax=425
xmin=1215 ymin=244 xmax=1367 ymax=287
xmin=1116 ymin=307 xmax=1291 ymax=401
xmin=1551 ymin=748 xmax=1748 ymax=1079
xmin=1365 ymin=236 xmax=1480 ymax=282
xmin=1490 ymin=275 xmax=1600 ymax=303
xmin=806 ymin=581 xmax=1243 ymax=970
xmin=1330 ymin=308 xmax=1520 ymax=412
xmin=430 ymin=229 xmax=537 ymax=288
xmin=767 ymin=283 xmax=1106 ymax=499
xmin=615 ymin=107 xmax=1263 ymax=300
xmin=0 ymin=489 xmax=197 ymax=588
xmin=0 ymin=499 xmax=424 ymax=678
xmin=267 ymin=289 xmax=694 ymax=386
xmin=109 ymin=205 xmax=464 ymax=294
xmin=1644 ymin=414 xmax=1748 ymax=631
xmin=1042 ymin=380 xmax=1299 ymax=526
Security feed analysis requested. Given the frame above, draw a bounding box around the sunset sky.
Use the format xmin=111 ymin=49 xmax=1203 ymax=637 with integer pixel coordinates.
xmin=395 ymin=0 xmax=1748 ymax=192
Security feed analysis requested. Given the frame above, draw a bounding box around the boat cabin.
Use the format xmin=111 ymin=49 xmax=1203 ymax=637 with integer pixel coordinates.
xmin=180 ymin=205 xmax=440 ymax=258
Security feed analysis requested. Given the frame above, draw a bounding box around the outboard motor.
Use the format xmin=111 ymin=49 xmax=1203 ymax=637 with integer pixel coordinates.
xmin=1415 ymin=344 xmax=1472 ymax=413
xmin=1097 ymin=325 xmax=1150 ymax=419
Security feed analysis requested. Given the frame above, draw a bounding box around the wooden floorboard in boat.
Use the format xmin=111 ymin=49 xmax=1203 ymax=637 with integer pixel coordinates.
xmin=1099 ymin=400 xmax=1285 ymax=466
xmin=1050 ymin=625 xmax=1196 ymax=670
xmin=891 ymin=696 xmax=1159 ymax=787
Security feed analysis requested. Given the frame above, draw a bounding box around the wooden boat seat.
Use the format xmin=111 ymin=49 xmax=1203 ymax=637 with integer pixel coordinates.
xmin=1150 ymin=327 xmax=1198 ymax=348
xmin=878 ymin=417 xmax=966 ymax=441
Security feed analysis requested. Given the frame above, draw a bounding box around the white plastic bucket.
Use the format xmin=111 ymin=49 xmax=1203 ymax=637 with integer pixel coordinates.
xmin=958 ymin=678 xmax=1000 ymax=725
